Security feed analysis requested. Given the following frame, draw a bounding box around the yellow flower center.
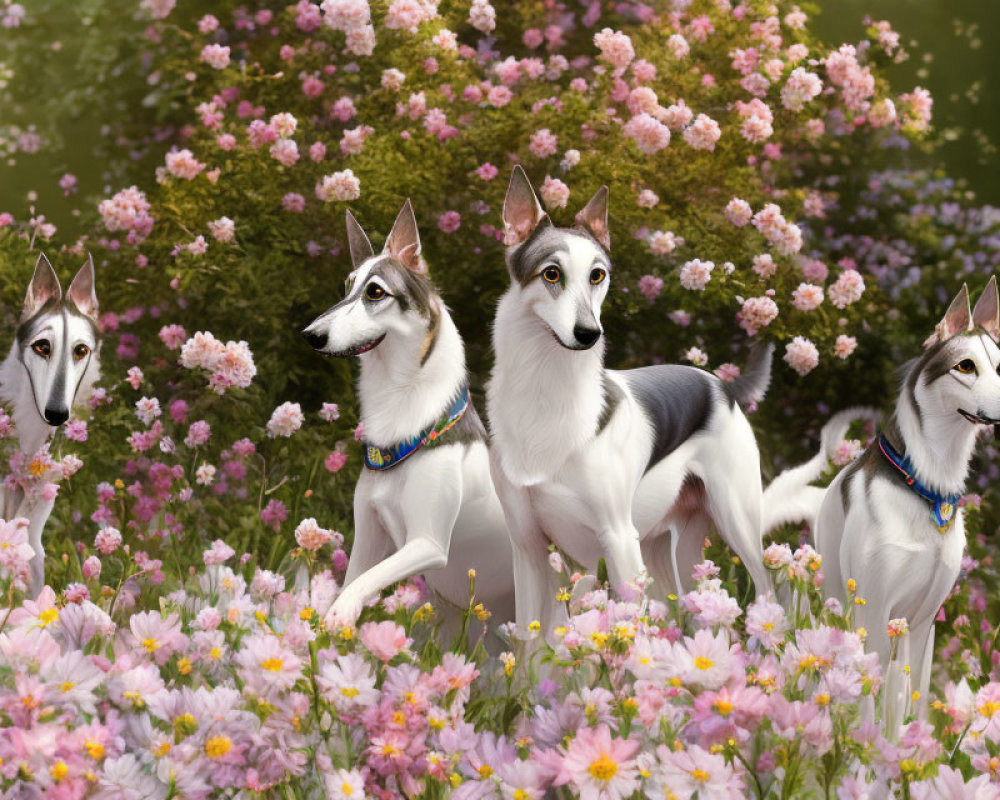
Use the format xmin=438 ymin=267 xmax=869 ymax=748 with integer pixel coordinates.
xmin=153 ymin=742 xmax=172 ymax=757
xmin=123 ymin=690 xmax=145 ymax=708
xmin=51 ymin=761 xmax=69 ymax=782
xmin=381 ymin=743 xmax=400 ymax=758
xmin=392 ymin=711 xmax=406 ymax=726
xmin=341 ymin=687 xmax=360 ymax=698
xmin=205 ymin=736 xmax=233 ymax=758
xmin=478 ymin=764 xmax=493 ymax=778
xmin=815 ymin=693 xmax=831 ymax=706
xmin=210 ymin=647 xmax=223 ymax=660
xmin=692 ymin=769 xmax=710 ymax=783
xmin=514 ymin=791 xmax=529 ymax=800
xmin=713 ymin=699 xmax=734 ymax=716
xmin=300 ymin=606 xmax=315 ymax=620
xmin=693 ymin=656 xmax=714 ymax=671
xmin=60 ymin=681 xmax=75 ymax=693
xmin=84 ymin=740 xmax=105 ymax=760
xmin=177 ymin=657 xmax=192 ymax=674
xmin=261 ymin=657 xmax=284 ymax=672
xmin=588 ymin=754 xmax=619 ymax=782
xmin=142 ymin=637 xmax=159 ymax=653
xmin=29 ymin=460 xmax=47 ymax=477
xmin=342 ymin=782 xmax=354 ymax=795
xmin=980 ymin=701 xmax=1000 ymax=718
xmin=38 ymin=608 xmax=58 ymax=627
xmin=173 ymin=713 xmax=198 ymax=736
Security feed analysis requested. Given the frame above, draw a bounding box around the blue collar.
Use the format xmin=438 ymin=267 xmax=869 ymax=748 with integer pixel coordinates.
xmin=363 ymin=386 xmax=470 ymax=471
xmin=877 ymin=434 xmax=960 ymax=532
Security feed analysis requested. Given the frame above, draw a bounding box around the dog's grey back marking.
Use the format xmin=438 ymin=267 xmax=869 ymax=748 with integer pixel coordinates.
xmin=621 ymin=365 xmax=715 ymax=472
xmin=596 ymin=374 xmax=624 ymax=435
xmin=901 ymin=341 xmax=955 ymax=433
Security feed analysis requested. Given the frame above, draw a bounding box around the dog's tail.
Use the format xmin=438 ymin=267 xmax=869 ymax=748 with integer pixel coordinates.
xmin=762 ymin=406 xmax=881 ymax=534
xmin=726 ymin=342 xmax=774 ymax=410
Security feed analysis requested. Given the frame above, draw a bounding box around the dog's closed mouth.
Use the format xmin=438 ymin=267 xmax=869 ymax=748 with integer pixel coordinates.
xmin=331 ymin=334 xmax=386 ymax=358
xmin=958 ymin=408 xmax=1000 ymax=425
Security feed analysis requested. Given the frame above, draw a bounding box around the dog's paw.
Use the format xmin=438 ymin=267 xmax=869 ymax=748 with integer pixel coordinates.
xmin=325 ymin=594 xmax=364 ymax=631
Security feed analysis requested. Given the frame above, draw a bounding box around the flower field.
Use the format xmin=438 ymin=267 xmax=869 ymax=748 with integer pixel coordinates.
xmin=1 ymin=0 xmax=1000 ymax=796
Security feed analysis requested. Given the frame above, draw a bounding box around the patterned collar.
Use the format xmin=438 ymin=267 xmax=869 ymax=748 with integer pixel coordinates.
xmin=363 ymin=385 xmax=470 ymax=471
xmin=877 ymin=433 xmax=961 ymax=532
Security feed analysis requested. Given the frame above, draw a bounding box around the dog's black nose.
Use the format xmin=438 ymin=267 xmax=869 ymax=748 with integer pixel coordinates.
xmin=573 ymin=326 xmax=601 ymax=348
xmin=44 ymin=407 xmax=69 ymax=426
xmin=302 ymin=329 xmax=328 ymax=351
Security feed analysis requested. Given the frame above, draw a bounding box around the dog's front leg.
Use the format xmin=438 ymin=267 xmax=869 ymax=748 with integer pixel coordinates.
xmin=24 ymin=498 xmax=54 ymax=599
xmin=597 ymin=522 xmax=647 ymax=594
xmin=488 ymin=453 xmax=555 ymax=636
xmin=341 ymin=493 xmax=391 ymax=590
xmin=328 ymin=459 xmax=462 ymax=628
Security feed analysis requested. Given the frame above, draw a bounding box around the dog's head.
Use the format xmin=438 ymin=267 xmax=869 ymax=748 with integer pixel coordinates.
xmin=911 ymin=277 xmax=1000 ymax=427
xmin=501 ymin=166 xmax=611 ymax=351
xmin=16 ymin=253 xmax=101 ymax=427
xmin=303 ymin=200 xmax=441 ymax=362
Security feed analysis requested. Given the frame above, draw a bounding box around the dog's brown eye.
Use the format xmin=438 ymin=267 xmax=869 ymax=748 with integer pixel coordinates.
xmin=541 ymin=266 xmax=561 ymax=284
xmin=364 ymin=282 xmax=386 ymax=301
xmin=73 ymin=344 xmax=90 ymax=361
xmin=590 ymin=267 xmax=607 ymax=285
xmin=955 ymin=359 xmax=977 ymax=375
xmin=32 ymin=340 xmax=51 ymax=359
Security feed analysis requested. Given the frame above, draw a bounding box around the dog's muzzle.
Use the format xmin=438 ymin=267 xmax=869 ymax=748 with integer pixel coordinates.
xmin=44 ymin=407 xmax=69 ymax=426
xmin=572 ymin=325 xmax=602 ymax=349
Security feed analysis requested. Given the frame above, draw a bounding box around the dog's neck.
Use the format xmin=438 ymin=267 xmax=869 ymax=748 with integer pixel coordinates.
xmin=891 ymin=388 xmax=978 ymax=497
xmin=487 ymin=287 xmax=605 ymax=486
xmin=0 ymin=345 xmax=56 ymax=457
xmin=357 ymin=303 xmax=467 ymax=448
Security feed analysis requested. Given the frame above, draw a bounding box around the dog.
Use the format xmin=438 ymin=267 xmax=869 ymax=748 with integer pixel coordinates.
xmin=0 ymin=253 xmax=101 ymax=595
xmin=813 ymin=278 xmax=1000 ymax=724
xmin=303 ymin=201 xmax=514 ymax=632
xmin=486 ymin=166 xmax=773 ymax=634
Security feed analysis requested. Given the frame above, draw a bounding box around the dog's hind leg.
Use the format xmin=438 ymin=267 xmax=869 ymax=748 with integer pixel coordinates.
xmin=25 ymin=499 xmax=54 ymax=598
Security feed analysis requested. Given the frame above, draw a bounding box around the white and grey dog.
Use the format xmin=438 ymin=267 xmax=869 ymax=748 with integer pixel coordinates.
xmin=813 ymin=278 xmax=1000 ymax=720
xmin=487 ymin=167 xmax=773 ymax=633
xmin=0 ymin=253 xmax=101 ymax=595
xmin=304 ymin=201 xmax=514 ymax=631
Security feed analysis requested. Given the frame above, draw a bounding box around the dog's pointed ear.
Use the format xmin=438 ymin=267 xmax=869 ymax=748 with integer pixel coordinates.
xmin=23 ymin=253 xmax=62 ymax=320
xmin=503 ymin=165 xmax=549 ymax=246
xmin=384 ymin=199 xmax=427 ymax=275
xmin=972 ymin=275 xmax=1000 ymax=343
xmin=574 ymin=186 xmax=610 ymax=250
xmin=927 ymin=283 xmax=972 ymax=347
xmin=68 ymin=253 xmax=99 ymax=320
xmin=345 ymin=210 xmax=375 ymax=269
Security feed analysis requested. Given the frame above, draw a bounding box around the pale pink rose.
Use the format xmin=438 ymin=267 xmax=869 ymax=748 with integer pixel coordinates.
xmin=784 ymin=336 xmax=819 ymax=376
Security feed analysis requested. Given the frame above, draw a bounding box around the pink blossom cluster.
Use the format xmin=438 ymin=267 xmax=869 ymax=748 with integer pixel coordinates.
xmin=179 ymin=331 xmax=257 ymax=394
xmin=97 ymin=186 xmax=154 ymax=244
xmin=752 ymin=203 xmax=803 ymax=255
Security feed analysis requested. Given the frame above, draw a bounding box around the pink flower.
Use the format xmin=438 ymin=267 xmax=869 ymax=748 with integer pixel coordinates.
xmin=282 ymin=192 xmax=306 ymax=213
xmin=752 ymin=254 xmax=777 ymax=278
xmin=679 ymin=259 xmax=714 ymax=291
xmin=637 ymin=189 xmax=659 ymax=208
xmin=185 ymin=420 xmax=211 ymax=447
xmin=203 ymin=539 xmax=235 ymax=565
xmin=295 ymin=518 xmax=333 ymax=551
xmin=624 ymin=113 xmax=670 ymax=154
xmin=468 ymin=0 xmax=495 ymax=33
xmin=325 ymin=450 xmax=348 ymax=473
xmin=438 ymin=211 xmax=461 ymax=233
xmin=529 ymin=128 xmax=558 ymax=159
xmin=540 ymin=176 xmax=570 ymax=209
xmin=828 ymin=269 xmax=865 ymax=308
xmin=319 ymin=403 xmax=340 ymax=421
xmin=261 ymin=499 xmax=288 ymax=531
xmin=269 ymin=138 xmax=299 ymax=167
xmin=208 ymin=216 xmax=235 ymax=243
xmin=725 ymin=198 xmax=753 ymax=227
xmin=648 ymin=230 xmax=680 ymax=256
xmin=164 ymin=148 xmax=206 ymax=180
xmin=593 ymin=28 xmax=635 ymax=70
xmin=487 ymin=85 xmax=513 ymax=107
xmin=662 ymin=101 xmax=694 ymax=132
xmin=683 ymin=114 xmax=722 ymax=151
xmin=781 ymin=67 xmax=823 ymax=111
xmin=791 ymin=283 xmax=824 ymax=311
xmin=652 ymin=743 xmax=745 ymax=799
xmin=738 ymin=296 xmax=779 ymax=335
xmin=267 ymin=402 xmax=304 ymax=438
xmin=557 ymin=725 xmax=640 ymax=799
xmin=784 ymin=336 xmax=820 ymax=376
xmin=82 ymin=555 xmax=101 ymax=579
xmin=638 ymin=275 xmax=664 ymax=300
xmin=200 ymin=43 xmax=230 ymax=69
xmin=359 ymin=620 xmax=412 ymax=661
xmin=834 ymin=335 xmax=858 ymax=359
xmin=316 ymin=170 xmax=361 ymax=202
xmin=735 ymin=98 xmax=774 ymax=143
